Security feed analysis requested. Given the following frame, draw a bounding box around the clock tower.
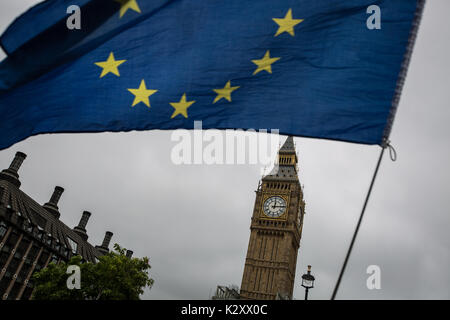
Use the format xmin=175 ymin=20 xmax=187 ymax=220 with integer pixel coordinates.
xmin=240 ymin=136 xmax=305 ymax=300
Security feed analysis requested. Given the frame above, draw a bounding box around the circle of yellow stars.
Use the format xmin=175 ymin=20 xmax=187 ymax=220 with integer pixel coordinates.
xmin=94 ymin=2 xmax=304 ymax=119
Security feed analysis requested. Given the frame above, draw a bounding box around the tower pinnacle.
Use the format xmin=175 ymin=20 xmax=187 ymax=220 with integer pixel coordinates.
xmin=279 ymin=136 xmax=295 ymax=153
xmin=264 ymin=136 xmax=298 ymax=181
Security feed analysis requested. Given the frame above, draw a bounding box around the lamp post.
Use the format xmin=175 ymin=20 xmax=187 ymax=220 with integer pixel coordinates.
xmin=301 ymin=265 xmax=315 ymax=300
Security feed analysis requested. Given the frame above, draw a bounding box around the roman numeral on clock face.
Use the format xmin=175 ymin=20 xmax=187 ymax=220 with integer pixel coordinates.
xmin=263 ymin=196 xmax=286 ymax=218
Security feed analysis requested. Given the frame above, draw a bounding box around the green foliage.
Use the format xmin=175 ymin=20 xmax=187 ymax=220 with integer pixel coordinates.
xmin=32 ymin=244 xmax=154 ymax=300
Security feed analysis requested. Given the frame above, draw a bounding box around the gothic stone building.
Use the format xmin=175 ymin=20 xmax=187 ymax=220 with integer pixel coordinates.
xmin=240 ymin=136 xmax=305 ymax=300
xmin=0 ymin=151 xmax=130 ymax=300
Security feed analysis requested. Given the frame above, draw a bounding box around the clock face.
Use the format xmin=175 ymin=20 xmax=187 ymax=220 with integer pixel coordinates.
xmin=263 ymin=196 xmax=287 ymax=218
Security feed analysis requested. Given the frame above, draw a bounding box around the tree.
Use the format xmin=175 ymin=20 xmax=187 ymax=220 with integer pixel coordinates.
xmin=32 ymin=244 xmax=154 ymax=300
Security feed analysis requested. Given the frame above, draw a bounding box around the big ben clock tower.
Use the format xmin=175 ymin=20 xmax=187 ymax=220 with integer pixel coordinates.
xmin=240 ymin=136 xmax=305 ymax=300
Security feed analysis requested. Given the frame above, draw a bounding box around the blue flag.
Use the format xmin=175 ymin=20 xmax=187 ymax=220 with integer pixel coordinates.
xmin=0 ymin=0 xmax=424 ymax=149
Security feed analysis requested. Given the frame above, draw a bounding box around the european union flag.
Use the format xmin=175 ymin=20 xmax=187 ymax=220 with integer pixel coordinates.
xmin=0 ymin=0 xmax=425 ymax=149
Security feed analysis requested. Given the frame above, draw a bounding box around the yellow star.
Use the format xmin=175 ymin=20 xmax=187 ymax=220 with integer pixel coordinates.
xmin=252 ymin=50 xmax=280 ymax=75
xmin=273 ymin=8 xmax=304 ymax=37
xmin=94 ymin=52 xmax=126 ymax=78
xmin=213 ymin=81 xmax=240 ymax=104
xmin=114 ymin=0 xmax=141 ymax=18
xmin=127 ymin=80 xmax=158 ymax=107
xmin=170 ymin=93 xmax=196 ymax=119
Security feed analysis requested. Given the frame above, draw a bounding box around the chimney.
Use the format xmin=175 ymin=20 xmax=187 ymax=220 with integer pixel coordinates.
xmin=43 ymin=186 xmax=64 ymax=219
xmin=73 ymin=211 xmax=91 ymax=241
xmin=0 ymin=152 xmax=27 ymax=187
xmin=96 ymin=231 xmax=113 ymax=255
xmin=101 ymin=231 xmax=113 ymax=248
xmin=126 ymin=250 xmax=133 ymax=258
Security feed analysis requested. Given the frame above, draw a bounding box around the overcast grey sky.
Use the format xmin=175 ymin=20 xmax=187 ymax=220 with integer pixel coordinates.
xmin=0 ymin=1 xmax=449 ymax=300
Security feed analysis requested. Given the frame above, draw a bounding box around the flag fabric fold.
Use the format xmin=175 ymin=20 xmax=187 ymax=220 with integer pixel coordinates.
xmin=0 ymin=0 xmax=425 ymax=149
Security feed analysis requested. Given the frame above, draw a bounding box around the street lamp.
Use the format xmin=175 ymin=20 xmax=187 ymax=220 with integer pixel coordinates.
xmin=301 ymin=265 xmax=315 ymax=300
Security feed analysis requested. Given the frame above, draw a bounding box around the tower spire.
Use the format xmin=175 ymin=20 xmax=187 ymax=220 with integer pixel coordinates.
xmin=263 ymin=136 xmax=298 ymax=180
xmin=279 ymin=136 xmax=295 ymax=153
xmin=278 ymin=136 xmax=297 ymax=165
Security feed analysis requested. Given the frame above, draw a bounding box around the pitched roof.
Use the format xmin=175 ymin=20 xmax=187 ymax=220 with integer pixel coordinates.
xmin=263 ymin=165 xmax=299 ymax=181
xmin=0 ymin=179 xmax=101 ymax=262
